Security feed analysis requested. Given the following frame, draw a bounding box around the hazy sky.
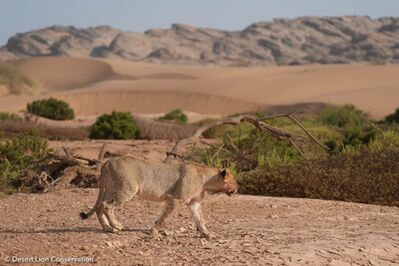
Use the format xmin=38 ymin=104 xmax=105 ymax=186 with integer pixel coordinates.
xmin=1 ymin=0 xmax=399 ymax=45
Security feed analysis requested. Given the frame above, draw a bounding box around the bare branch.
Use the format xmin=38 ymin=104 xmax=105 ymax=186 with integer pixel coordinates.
xmin=225 ymin=134 xmax=239 ymax=152
xmin=289 ymin=139 xmax=305 ymax=157
xmin=73 ymin=155 xmax=99 ymax=165
xmin=98 ymin=143 xmax=108 ymax=162
xmin=62 ymin=147 xmax=73 ymax=158
xmin=164 ymin=114 xmax=302 ymax=162
xmin=286 ymin=115 xmax=330 ymax=151
xmin=260 ymin=111 xmax=302 ymax=120
xmin=166 ymin=151 xmax=185 ymax=160
xmin=51 ymin=153 xmax=82 ymax=166
xmin=97 ymin=143 xmax=108 ymax=172
xmin=362 ymin=117 xmax=383 ymax=132
xmin=61 ymin=147 xmax=99 ymax=165
xmin=211 ymin=143 xmax=225 ymax=161
xmin=164 ymin=112 xmax=330 ymax=163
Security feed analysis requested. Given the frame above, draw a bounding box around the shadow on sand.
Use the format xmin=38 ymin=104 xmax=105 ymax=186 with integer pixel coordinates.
xmin=0 ymin=227 xmax=149 ymax=234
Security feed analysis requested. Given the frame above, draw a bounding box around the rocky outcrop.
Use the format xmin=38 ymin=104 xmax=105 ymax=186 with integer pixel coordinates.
xmin=5 ymin=25 xmax=121 ymax=58
xmin=2 ymin=16 xmax=399 ymax=66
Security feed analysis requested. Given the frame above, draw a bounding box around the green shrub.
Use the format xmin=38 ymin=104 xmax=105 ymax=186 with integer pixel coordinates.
xmin=367 ymin=130 xmax=399 ymax=152
xmin=0 ymin=63 xmax=34 ymax=94
xmin=192 ymin=109 xmax=399 ymax=207
xmin=198 ymin=127 xmax=302 ymax=172
xmin=90 ymin=111 xmax=140 ymax=139
xmin=159 ymin=109 xmax=188 ymax=124
xmin=320 ymin=104 xmax=368 ymax=128
xmin=27 ymin=98 xmax=75 ymax=120
xmin=0 ymin=112 xmax=22 ymax=121
xmin=342 ymin=125 xmax=377 ymax=148
xmin=385 ymin=108 xmax=399 ymax=123
xmin=237 ymin=148 xmax=399 ymax=206
xmin=0 ymin=132 xmax=52 ymax=193
xmin=319 ymin=105 xmax=380 ymax=149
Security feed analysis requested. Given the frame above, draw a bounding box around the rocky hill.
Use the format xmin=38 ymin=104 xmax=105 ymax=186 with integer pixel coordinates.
xmin=1 ymin=16 xmax=399 ymax=66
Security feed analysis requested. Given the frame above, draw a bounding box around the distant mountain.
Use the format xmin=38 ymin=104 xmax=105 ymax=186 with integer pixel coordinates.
xmin=1 ymin=16 xmax=399 ymax=66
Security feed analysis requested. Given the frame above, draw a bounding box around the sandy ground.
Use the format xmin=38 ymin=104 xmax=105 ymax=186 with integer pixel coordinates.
xmin=3 ymin=140 xmax=390 ymax=265
xmin=0 ymin=138 xmax=397 ymax=265
xmin=1 ymin=57 xmax=399 ymax=119
xmin=0 ymin=189 xmax=398 ymax=265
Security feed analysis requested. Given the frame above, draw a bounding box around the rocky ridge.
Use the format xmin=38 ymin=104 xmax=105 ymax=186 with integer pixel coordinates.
xmin=1 ymin=16 xmax=399 ymax=66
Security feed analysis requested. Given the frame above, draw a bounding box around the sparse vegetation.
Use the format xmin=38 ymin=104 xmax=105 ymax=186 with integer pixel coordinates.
xmin=195 ymin=105 xmax=399 ymax=206
xmin=318 ymin=104 xmax=379 ymax=150
xmin=90 ymin=111 xmax=140 ymax=139
xmin=0 ymin=131 xmax=52 ymax=194
xmin=2 ymin=102 xmax=398 ymax=207
xmin=198 ymin=127 xmax=302 ymax=173
xmin=27 ymin=97 xmax=75 ymax=120
xmin=0 ymin=63 xmax=34 ymax=94
xmin=319 ymin=104 xmax=368 ymax=128
xmin=0 ymin=112 xmax=22 ymax=121
xmin=159 ymin=109 xmax=188 ymax=124
xmin=0 ymin=120 xmax=89 ymax=140
xmin=237 ymin=147 xmax=399 ymax=206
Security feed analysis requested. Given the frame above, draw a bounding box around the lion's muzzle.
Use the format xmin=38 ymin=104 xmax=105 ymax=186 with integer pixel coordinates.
xmin=226 ymin=187 xmax=238 ymax=196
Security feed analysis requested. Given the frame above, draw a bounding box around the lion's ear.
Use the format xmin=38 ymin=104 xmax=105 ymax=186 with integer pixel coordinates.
xmin=220 ymin=169 xmax=227 ymax=178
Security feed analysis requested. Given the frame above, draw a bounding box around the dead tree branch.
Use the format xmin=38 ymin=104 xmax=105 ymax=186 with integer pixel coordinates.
xmin=164 ymin=112 xmax=329 ymax=162
xmin=96 ymin=143 xmax=108 ymax=172
xmin=62 ymin=147 xmax=73 ymax=158
xmin=61 ymin=147 xmax=99 ymax=166
xmin=164 ymin=113 xmax=329 ymax=163
xmin=286 ymin=115 xmax=330 ymax=151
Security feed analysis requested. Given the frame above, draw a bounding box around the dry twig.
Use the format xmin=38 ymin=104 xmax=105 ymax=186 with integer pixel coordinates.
xmin=164 ymin=113 xmax=329 ymax=163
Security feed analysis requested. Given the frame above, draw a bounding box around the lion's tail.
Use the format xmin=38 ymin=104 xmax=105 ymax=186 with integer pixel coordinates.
xmin=79 ymin=166 xmax=107 ymax=220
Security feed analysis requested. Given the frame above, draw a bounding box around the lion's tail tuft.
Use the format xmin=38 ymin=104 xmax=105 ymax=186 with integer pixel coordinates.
xmin=79 ymin=212 xmax=89 ymax=220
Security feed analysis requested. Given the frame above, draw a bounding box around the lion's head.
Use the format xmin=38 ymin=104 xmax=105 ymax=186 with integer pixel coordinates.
xmin=205 ymin=168 xmax=239 ymax=196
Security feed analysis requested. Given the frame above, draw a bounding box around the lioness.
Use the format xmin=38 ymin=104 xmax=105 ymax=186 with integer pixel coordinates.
xmin=79 ymin=157 xmax=239 ymax=238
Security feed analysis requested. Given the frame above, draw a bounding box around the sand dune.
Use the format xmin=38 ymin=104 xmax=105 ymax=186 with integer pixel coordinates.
xmin=58 ymin=89 xmax=259 ymax=115
xmin=1 ymin=57 xmax=399 ymax=119
xmin=9 ymin=57 xmax=197 ymax=91
xmin=10 ymin=57 xmax=133 ymax=90
xmin=99 ymin=59 xmax=399 ymax=118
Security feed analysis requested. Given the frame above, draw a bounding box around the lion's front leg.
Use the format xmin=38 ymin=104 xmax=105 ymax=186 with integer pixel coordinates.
xmin=187 ymin=200 xmax=209 ymax=238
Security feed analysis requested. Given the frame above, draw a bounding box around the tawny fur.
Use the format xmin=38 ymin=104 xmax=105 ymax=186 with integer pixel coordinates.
xmin=80 ymin=157 xmax=239 ymax=238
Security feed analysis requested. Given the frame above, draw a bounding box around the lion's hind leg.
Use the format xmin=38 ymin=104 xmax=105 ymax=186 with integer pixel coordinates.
xmin=102 ymin=175 xmax=139 ymax=232
xmin=103 ymin=199 xmax=124 ymax=231
xmin=151 ymin=196 xmax=177 ymax=237
xmin=96 ymin=203 xmax=115 ymax=233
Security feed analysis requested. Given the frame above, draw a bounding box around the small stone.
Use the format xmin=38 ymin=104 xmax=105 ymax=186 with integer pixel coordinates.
xmin=161 ymin=230 xmax=172 ymax=236
xmin=327 ymin=249 xmax=341 ymax=255
xmin=177 ymin=227 xmax=187 ymax=233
